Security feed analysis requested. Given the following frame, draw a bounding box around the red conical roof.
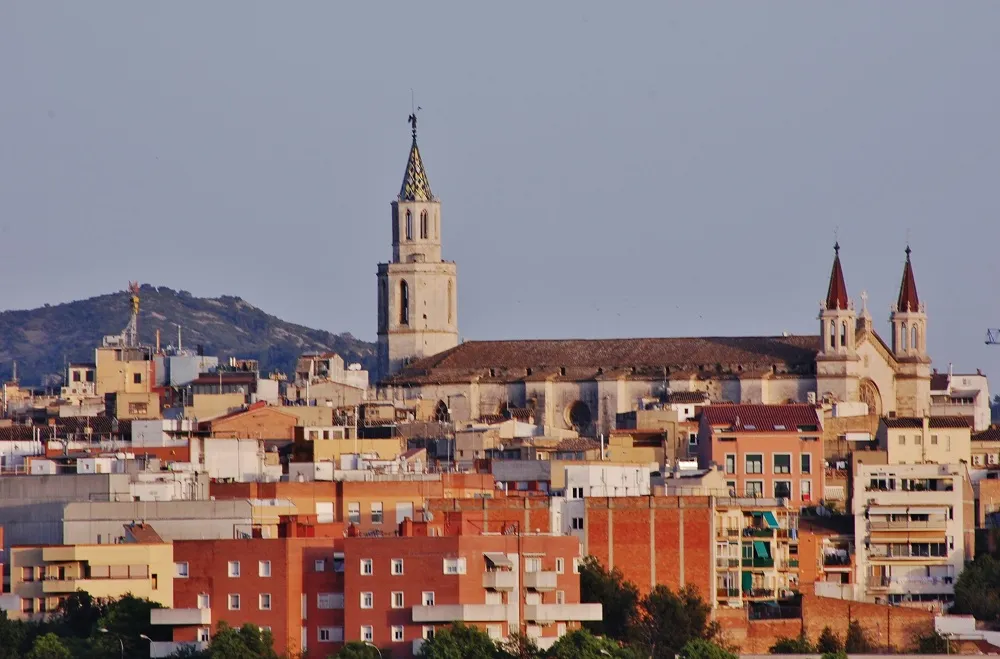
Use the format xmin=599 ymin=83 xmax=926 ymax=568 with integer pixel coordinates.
xmin=896 ymin=245 xmax=920 ymax=312
xmin=825 ymin=242 xmax=849 ymax=310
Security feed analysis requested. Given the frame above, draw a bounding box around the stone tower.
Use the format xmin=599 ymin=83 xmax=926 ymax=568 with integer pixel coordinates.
xmin=376 ymin=116 xmax=458 ymax=380
xmin=816 ymin=242 xmax=861 ymax=403
xmin=890 ymin=245 xmax=930 ymax=416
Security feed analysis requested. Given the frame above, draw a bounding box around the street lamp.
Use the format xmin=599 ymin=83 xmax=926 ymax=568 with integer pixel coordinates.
xmin=363 ymin=641 xmax=383 ymax=658
xmin=98 ymin=628 xmax=123 ymax=659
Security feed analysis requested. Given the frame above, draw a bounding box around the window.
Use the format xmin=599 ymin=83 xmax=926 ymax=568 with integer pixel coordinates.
xmin=371 ymin=502 xmax=383 ymax=525
xmin=318 ymin=627 xmax=343 ymax=643
xmin=133 ymin=373 xmax=142 ymax=384
xmin=175 ymin=562 xmax=189 ymax=578
xmin=571 ymin=517 xmax=584 ymax=530
xmin=228 ymin=561 xmax=240 ymax=577
xmin=915 ymin=434 xmax=922 ymax=445
xmin=348 ymin=502 xmax=361 ymax=525
xmin=422 ymin=591 xmax=435 ymax=606
xmin=228 ymin=594 xmax=240 ymax=610
xmin=314 ymin=559 xmax=326 ymax=572
xmin=423 ymin=626 xmax=436 ymax=640
xmin=21 ymin=567 xmax=35 ymax=583
xmin=399 ymin=281 xmax=409 ymax=325
xmin=392 ymin=591 xmax=404 ymax=609
xmin=745 ymin=454 xmax=763 ymax=474
xmin=259 ymin=594 xmax=271 ymax=610
xmin=21 ymin=599 xmax=33 ymax=614
xmin=361 ymin=625 xmax=373 ymax=642
xmin=391 ymin=559 xmax=404 ymax=575
xmin=801 ymin=480 xmax=812 ymax=502
xmin=72 ymin=371 xmax=81 ymax=382
xmin=931 ymin=434 xmax=939 ymax=445
xmin=556 ymin=590 xmax=565 ymax=604
xmin=360 ymin=559 xmax=373 ymax=575
xmin=360 ymin=592 xmax=373 ymax=609
xmin=773 ymin=454 xmax=791 ymax=474
xmin=258 ymin=560 xmax=271 ymax=577
xmin=405 ymin=210 xmax=413 ymax=240
xmin=571 ymin=487 xmax=584 ymax=499
xmin=801 ymin=454 xmax=812 ymax=474
xmin=525 ymin=557 xmax=542 ymax=573
xmin=573 ymin=558 xmax=581 ymax=574
xmin=745 ymin=481 xmax=764 ymax=497
xmin=128 ymin=402 xmax=148 ymax=415
xmin=899 ymin=435 xmax=906 ymax=445
xmin=393 ymin=625 xmax=404 ymax=642
xmin=726 ymin=481 xmax=736 ymax=496
xmin=443 ymin=558 xmax=467 ymax=575
xmin=420 ymin=210 xmax=428 ymax=239
xmin=198 ymin=628 xmax=210 ymax=643
xmin=773 ymin=480 xmax=791 ymax=498
xmin=197 ymin=593 xmax=210 ymax=609
xmin=725 ymin=454 xmax=736 ymax=474
xmin=317 ymin=593 xmax=343 ymax=609
xmin=555 ymin=558 xmax=565 ymax=574
xmin=688 ymin=433 xmax=698 ymax=447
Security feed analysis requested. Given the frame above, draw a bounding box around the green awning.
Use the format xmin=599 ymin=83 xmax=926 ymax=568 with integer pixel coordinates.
xmin=762 ymin=511 xmax=779 ymax=529
xmin=742 ymin=571 xmax=753 ymax=591
xmin=753 ymin=541 xmax=771 ymax=559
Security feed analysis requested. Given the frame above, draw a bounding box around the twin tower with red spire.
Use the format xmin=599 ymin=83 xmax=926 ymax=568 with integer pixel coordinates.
xmin=817 ymin=243 xmax=930 ymax=416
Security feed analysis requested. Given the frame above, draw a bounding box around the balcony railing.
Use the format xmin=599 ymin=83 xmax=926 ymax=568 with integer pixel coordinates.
xmin=482 ymin=571 xmax=516 ymax=591
xmin=523 ymin=571 xmax=558 ymax=591
xmin=412 ymin=604 xmax=507 ymax=623
xmin=151 ymin=608 xmax=212 ymax=626
xmin=823 ymin=554 xmax=852 ymax=567
xmin=716 ymin=587 xmax=740 ymax=598
xmin=742 ymin=557 xmax=775 ymax=568
xmin=716 ymin=558 xmax=740 ymax=569
xmin=868 ymin=519 xmax=947 ymax=531
xmin=524 ymin=603 xmax=602 ymax=623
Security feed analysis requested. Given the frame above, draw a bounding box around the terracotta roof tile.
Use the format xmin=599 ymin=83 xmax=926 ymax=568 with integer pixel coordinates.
xmin=973 ymin=427 xmax=1000 ymax=442
xmin=553 ymin=438 xmax=601 ymax=453
xmin=702 ymin=404 xmax=820 ymax=432
xmin=666 ymin=391 xmax=710 ymax=404
xmin=882 ymin=416 xmax=971 ymax=429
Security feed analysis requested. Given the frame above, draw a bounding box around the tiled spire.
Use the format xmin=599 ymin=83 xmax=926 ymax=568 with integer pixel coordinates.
xmin=399 ymin=114 xmax=433 ymax=202
xmin=896 ymin=245 xmax=920 ymax=312
xmin=825 ymin=242 xmax=849 ymax=310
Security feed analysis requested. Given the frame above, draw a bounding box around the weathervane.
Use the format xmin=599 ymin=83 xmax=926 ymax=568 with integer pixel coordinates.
xmin=408 ymin=89 xmax=422 ymax=140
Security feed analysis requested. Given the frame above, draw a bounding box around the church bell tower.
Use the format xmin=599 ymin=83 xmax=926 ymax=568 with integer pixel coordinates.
xmin=889 ymin=245 xmax=930 ymax=416
xmin=815 ymin=242 xmax=861 ymax=404
xmin=376 ymin=115 xmax=459 ymax=379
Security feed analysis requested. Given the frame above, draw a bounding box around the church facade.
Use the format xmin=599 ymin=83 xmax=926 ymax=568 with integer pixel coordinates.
xmin=376 ymin=127 xmax=933 ymax=437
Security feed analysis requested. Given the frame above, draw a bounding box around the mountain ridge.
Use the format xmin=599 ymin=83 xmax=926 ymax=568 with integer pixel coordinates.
xmin=0 ymin=285 xmax=376 ymax=385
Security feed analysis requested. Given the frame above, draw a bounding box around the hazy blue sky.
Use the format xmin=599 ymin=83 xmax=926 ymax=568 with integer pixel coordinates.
xmin=3 ymin=3 xmax=1000 ymax=383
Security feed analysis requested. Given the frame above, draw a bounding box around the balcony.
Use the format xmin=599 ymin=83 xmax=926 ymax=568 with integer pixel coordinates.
xmin=717 ymin=528 xmax=740 ymax=540
xmin=869 ymin=519 xmax=947 ymax=532
xmin=777 ymin=559 xmax=799 ymax=570
xmin=482 ymin=571 xmax=516 ymax=591
xmin=716 ymin=587 xmax=740 ymax=599
xmin=715 ymin=558 xmax=740 ymax=570
xmin=524 ymin=571 xmax=558 ymax=591
xmin=150 ymin=642 xmax=208 ymax=659
xmin=412 ymin=604 xmax=507 ymax=623
xmin=151 ymin=608 xmax=212 ymax=626
xmin=524 ymin=603 xmax=602 ymax=623
xmin=742 ymin=558 xmax=775 ymax=569
xmin=745 ymin=528 xmax=775 ymax=538
xmin=823 ymin=554 xmax=852 ymax=569
xmin=42 ymin=577 xmax=141 ymax=594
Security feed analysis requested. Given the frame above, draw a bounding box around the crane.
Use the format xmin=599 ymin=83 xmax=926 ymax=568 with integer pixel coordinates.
xmin=986 ymin=329 xmax=1000 ymax=345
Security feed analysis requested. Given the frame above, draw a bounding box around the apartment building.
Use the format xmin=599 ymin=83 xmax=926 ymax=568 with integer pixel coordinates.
xmin=852 ymin=462 xmax=974 ymax=608
xmin=797 ymin=516 xmax=856 ymax=598
xmin=698 ymin=404 xmax=823 ymax=508
xmin=876 ymin=416 xmax=971 ymax=464
xmin=9 ymin=524 xmax=173 ymax=620
xmin=342 ymin=522 xmax=599 ymax=656
xmin=714 ymin=497 xmax=800 ymax=608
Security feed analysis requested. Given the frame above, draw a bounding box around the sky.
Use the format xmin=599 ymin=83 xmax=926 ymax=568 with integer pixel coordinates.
xmin=2 ymin=3 xmax=1000 ymax=384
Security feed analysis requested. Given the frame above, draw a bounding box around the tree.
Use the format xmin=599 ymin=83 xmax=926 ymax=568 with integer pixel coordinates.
xmin=544 ymin=629 xmax=637 ymax=659
xmin=498 ymin=632 xmax=540 ymax=659
xmin=677 ymin=639 xmax=737 ymax=659
xmin=629 ymin=585 xmax=717 ymax=659
xmin=335 ymin=641 xmax=384 ymax=658
xmin=95 ymin=593 xmax=163 ymax=659
xmin=416 ymin=622 xmax=498 ymax=659
xmin=206 ymin=622 xmax=279 ymax=659
xmin=820 ymin=652 xmax=848 ymax=659
xmin=915 ymin=631 xmax=951 ymax=654
xmin=578 ymin=556 xmax=640 ymax=641
xmin=0 ymin=611 xmax=29 ymax=659
xmin=816 ymin=626 xmax=842 ymax=654
xmin=954 ymin=555 xmax=1000 ymax=621
xmin=52 ymin=591 xmax=107 ymax=639
xmin=769 ymin=632 xmax=813 ymax=654
xmin=26 ymin=634 xmax=70 ymax=659
xmin=844 ymin=619 xmax=873 ymax=654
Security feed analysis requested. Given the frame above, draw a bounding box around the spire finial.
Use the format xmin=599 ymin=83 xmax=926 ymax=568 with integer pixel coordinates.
xmin=905 ymin=244 xmax=912 ymax=261
xmin=834 ymin=241 xmax=840 ymax=255
xmin=408 ymin=90 xmax=422 ymax=142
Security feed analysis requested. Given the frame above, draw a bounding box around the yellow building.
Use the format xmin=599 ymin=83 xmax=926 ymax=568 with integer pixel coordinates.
xmin=95 ymin=346 xmax=154 ymax=397
xmin=110 ymin=391 xmax=162 ymax=420
xmin=9 ymin=527 xmax=174 ymax=619
xmin=876 ymin=416 xmax=971 ymax=465
xmin=188 ymin=392 xmax=246 ymax=420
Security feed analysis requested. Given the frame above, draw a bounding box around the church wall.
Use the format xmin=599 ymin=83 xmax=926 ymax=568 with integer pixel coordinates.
xmin=719 ymin=378 xmax=742 ymax=404
xmin=549 ymin=381 xmax=600 ymax=436
xmin=856 ymin=342 xmax=898 ymax=415
xmin=768 ymin=377 xmax=817 ymax=405
xmin=741 ymin=377 xmax=764 ymax=404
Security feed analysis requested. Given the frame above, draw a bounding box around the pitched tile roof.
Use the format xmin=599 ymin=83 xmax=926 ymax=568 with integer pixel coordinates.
xmin=702 ymin=404 xmax=821 ymax=432
xmin=881 ymin=416 xmax=971 ymax=429
xmin=973 ymin=426 xmax=1000 ymax=442
xmin=399 ymin=130 xmax=433 ymax=202
xmin=896 ymin=246 xmax=920 ymax=312
xmin=667 ymin=391 xmax=710 ymax=404
xmin=553 ymin=438 xmax=602 ymax=453
xmin=383 ymin=335 xmax=821 ymax=385
xmin=825 ymin=243 xmax=849 ymax=310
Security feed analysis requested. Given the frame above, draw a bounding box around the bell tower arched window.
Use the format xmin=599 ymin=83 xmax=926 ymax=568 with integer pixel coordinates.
xmin=829 ymin=320 xmax=836 ymax=349
xmin=840 ymin=321 xmax=847 ymax=349
xmin=420 ymin=210 xmax=428 ymax=239
xmin=900 ymin=322 xmax=908 ymax=351
xmin=399 ymin=280 xmax=409 ymax=325
xmin=911 ymin=325 xmax=918 ymax=352
xmin=405 ymin=211 xmax=413 ymax=241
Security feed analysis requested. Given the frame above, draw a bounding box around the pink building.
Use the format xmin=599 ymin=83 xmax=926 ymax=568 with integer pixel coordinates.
xmin=697 ymin=404 xmax=823 ymax=508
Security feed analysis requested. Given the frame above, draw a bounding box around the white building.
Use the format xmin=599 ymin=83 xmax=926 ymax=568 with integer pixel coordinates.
xmin=852 ymin=462 xmax=973 ymax=608
xmin=560 ymin=464 xmax=652 ymax=540
xmin=930 ymin=367 xmax=991 ymax=432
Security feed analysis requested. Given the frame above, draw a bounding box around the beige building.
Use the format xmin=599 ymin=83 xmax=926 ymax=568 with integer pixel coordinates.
xmin=972 ymin=427 xmax=1000 ymax=468
xmin=95 ymin=346 xmax=154 ymax=397
xmin=9 ymin=524 xmax=174 ymax=618
xmin=379 ymin=243 xmax=936 ymax=439
xmin=110 ymin=391 xmax=162 ymax=420
xmin=876 ymin=416 xmax=971 ymax=465
xmin=376 ymin=118 xmax=458 ymax=379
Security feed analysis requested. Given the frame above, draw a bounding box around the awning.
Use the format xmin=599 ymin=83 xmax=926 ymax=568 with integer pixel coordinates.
xmin=905 ymin=507 xmax=949 ymax=515
xmin=762 ymin=511 xmax=779 ymax=529
xmin=484 ymin=552 xmax=514 ymax=569
xmin=869 ymin=506 xmax=909 ymax=515
xmin=753 ymin=541 xmax=771 ymax=559
xmin=742 ymin=571 xmax=753 ymax=591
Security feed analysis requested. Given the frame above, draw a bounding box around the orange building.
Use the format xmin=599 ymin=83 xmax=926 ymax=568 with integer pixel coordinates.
xmin=698 ymin=404 xmax=824 ymax=509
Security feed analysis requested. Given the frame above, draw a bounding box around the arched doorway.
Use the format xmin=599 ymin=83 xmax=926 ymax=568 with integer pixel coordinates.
xmin=859 ymin=378 xmax=882 ymax=417
xmin=565 ymin=400 xmax=593 ymax=434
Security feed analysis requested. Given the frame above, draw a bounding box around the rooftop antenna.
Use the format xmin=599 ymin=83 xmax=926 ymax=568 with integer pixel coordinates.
xmin=125 ymin=281 xmax=140 ymax=347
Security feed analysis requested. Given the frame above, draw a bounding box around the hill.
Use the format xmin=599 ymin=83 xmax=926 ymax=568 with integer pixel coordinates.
xmin=0 ymin=285 xmax=376 ymax=385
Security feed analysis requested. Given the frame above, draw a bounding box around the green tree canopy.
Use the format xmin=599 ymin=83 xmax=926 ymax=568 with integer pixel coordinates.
xmin=416 ymin=622 xmax=498 ymax=659
xmin=915 ymin=631 xmax=951 ymax=654
xmin=678 ymin=639 xmax=737 ymax=659
xmin=26 ymin=634 xmax=70 ymax=659
xmin=205 ymin=622 xmax=278 ymax=659
xmin=578 ymin=556 xmax=639 ymax=641
xmin=335 ymin=641 xmax=384 ymax=658
xmin=844 ymin=619 xmax=873 ymax=654
xmin=498 ymin=632 xmax=540 ymax=659
xmin=0 ymin=611 xmax=29 ymax=659
xmin=544 ymin=628 xmax=638 ymax=659
xmin=954 ymin=555 xmax=1000 ymax=622
xmin=769 ymin=632 xmax=814 ymax=654
xmin=816 ymin=627 xmax=842 ymax=654
xmin=629 ymin=585 xmax=717 ymax=659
